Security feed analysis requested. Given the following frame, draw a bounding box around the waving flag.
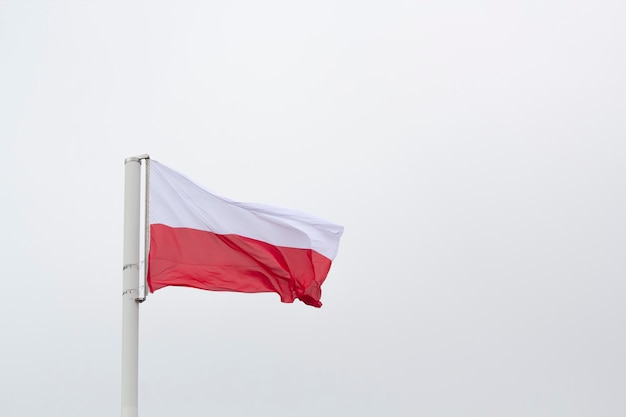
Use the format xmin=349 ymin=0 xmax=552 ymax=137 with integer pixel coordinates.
xmin=147 ymin=161 xmax=343 ymax=307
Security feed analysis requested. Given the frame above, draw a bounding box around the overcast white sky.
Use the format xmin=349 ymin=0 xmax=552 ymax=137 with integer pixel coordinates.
xmin=1 ymin=1 xmax=626 ymax=416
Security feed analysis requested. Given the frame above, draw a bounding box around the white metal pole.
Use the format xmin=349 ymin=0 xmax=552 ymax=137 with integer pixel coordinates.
xmin=121 ymin=156 xmax=142 ymax=417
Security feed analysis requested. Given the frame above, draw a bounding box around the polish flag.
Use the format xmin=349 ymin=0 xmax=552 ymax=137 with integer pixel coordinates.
xmin=147 ymin=161 xmax=344 ymax=307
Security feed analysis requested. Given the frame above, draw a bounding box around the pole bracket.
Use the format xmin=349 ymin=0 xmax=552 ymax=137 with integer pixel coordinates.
xmin=124 ymin=154 xmax=150 ymax=164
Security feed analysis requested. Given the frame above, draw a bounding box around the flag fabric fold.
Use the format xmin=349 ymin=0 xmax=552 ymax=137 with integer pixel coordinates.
xmin=147 ymin=160 xmax=344 ymax=307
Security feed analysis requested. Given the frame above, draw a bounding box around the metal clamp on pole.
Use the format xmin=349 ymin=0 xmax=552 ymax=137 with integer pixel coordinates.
xmin=123 ymin=263 xmax=138 ymax=271
xmin=124 ymin=154 xmax=150 ymax=164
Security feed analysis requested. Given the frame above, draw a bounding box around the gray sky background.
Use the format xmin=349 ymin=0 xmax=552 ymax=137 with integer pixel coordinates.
xmin=1 ymin=1 xmax=625 ymax=416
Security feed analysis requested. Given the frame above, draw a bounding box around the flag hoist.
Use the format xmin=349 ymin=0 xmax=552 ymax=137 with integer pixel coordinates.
xmin=120 ymin=155 xmax=343 ymax=417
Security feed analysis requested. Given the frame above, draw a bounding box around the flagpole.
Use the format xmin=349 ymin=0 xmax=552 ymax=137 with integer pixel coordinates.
xmin=121 ymin=155 xmax=148 ymax=417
